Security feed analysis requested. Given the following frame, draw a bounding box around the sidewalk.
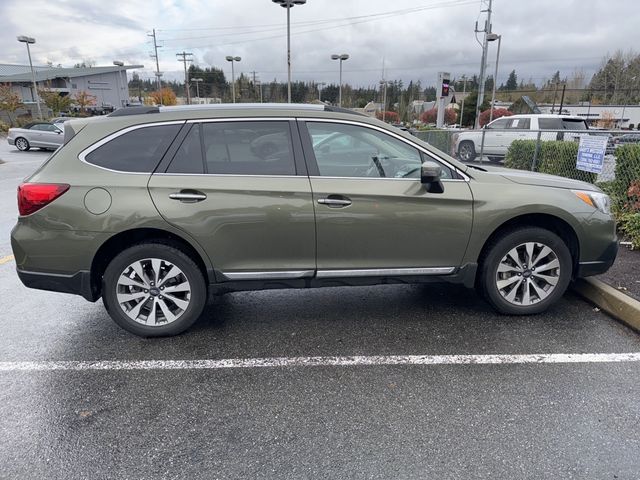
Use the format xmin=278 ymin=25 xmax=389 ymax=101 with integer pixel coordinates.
xmin=597 ymin=243 xmax=640 ymax=301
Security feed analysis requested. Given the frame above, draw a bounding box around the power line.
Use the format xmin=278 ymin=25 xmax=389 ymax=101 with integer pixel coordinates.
xmin=176 ymin=51 xmax=194 ymax=104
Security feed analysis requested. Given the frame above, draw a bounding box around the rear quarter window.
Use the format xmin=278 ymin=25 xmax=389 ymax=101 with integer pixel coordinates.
xmin=84 ymin=124 xmax=182 ymax=173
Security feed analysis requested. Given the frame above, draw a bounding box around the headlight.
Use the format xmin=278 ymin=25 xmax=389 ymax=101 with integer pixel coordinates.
xmin=572 ymin=190 xmax=611 ymax=215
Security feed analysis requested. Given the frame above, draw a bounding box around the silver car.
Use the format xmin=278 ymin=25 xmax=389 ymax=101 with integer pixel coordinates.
xmin=7 ymin=122 xmax=64 ymax=151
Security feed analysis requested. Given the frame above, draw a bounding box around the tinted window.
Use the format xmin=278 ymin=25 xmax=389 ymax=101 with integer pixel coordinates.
xmin=307 ymin=122 xmax=453 ymax=179
xmin=167 ymin=124 xmax=204 ymax=174
xmin=486 ymin=118 xmax=509 ymax=129
xmin=561 ymin=118 xmax=588 ymax=130
xmin=202 ymin=121 xmax=295 ymax=175
xmin=507 ymin=118 xmax=530 ymax=129
xmin=85 ymin=124 xmax=181 ymax=173
xmin=538 ymin=118 xmax=562 ymax=130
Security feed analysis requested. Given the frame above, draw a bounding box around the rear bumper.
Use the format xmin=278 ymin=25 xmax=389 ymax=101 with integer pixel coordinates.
xmin=16 ymin=268 xmax=98 ymax=302
xmin=577 ymin=240 xmax=618 ymax=277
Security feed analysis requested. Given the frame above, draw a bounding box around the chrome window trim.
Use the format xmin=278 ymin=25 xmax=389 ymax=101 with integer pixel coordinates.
xmin=316 ymin=267 xmax=456 ymax=278
xmin=298 ymin=117 xmax=470 ymax=181
xmin=78 ymin=120 xmax=186 ymax=175
xmin=154 ymin=173 xmax=307 ymax=179
xmin=222 ymin=270 xmax=314 ymax=281
xmin=309 ymin=176 xmax=464 ymax=183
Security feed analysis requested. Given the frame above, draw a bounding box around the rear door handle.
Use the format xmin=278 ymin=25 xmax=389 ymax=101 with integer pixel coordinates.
xmin=318 ymin=195 xmax=352 ymax=208
xmin=169 ymin=190 xmax=207 ymax=203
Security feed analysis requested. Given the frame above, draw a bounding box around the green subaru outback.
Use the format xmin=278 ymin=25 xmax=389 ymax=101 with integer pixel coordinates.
xmin=11 ymin=104 xmax=617 ymax=336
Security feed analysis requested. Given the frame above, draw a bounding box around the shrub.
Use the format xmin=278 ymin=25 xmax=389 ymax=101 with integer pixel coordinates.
xmin=420 ymin=107 xmax=457 ymax=125
xmin=479 ymin=108 xmax=512 ymax=127
xmin=608 ymin=144 xmax=640 ymax=212
xmin=618 ymin=211 xmax=640 ymax=249
xmin=0 ymin=121 xmax=9 ymax=133
xmin=375 ymin=111 xmax=399 ymax=123
xmin=504 ymin=140 xmax=537 ymax=171
xmin=537 ymin=141 xmax=597 ymax=183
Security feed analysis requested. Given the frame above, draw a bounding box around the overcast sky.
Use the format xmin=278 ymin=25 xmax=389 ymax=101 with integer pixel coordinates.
xmin=0 ymin=0 xmax=636 ymax=88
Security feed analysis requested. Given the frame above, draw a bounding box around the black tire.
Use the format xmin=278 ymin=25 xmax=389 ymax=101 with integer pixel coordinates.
xmin=458 ymin=140 xmax=476 ymax=162
xmin=102 ymin=242 xmax=207 ymax=337
xmin=478 ymin=227 xmax=572 ymax=315
xmin=15 ymin=137 xmax=30 ymax=151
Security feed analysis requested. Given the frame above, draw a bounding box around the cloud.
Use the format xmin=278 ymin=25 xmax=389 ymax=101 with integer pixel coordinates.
xmin=0 ymin=0 xmax=636 ymax=87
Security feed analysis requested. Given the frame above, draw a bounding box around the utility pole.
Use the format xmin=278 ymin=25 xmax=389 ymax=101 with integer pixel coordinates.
xmin=460 ymin=75 xmax=467 ymax=127
xmin=251 ymin=71 xmax=261 ymax=102
xmin=474 ymin=0 xmax=492 ymax=128
xmin=148 ymin=29 xmax=162 ymax=92
xmin=176 ymin=51 xmax=193 ymax=105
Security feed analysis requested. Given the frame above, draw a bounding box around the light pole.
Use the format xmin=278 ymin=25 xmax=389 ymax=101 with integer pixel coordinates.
xmin=331 ymin=54 xmax=349 ymax=107
xmin=113 ymin=60 xmax=124 ymax=108
xmin=459 ymin=75 xmax=467 ymax=127
xmin=225 ymin=56 xmax=241 ymax=103
xmin=318 ymin=82 xmax=326 ymax=101
xmin=272 ymin=0 xmax=307 ymax=103
xmin=487 ymin=33 xmax=501 ymax=124
xmin=17 ymin=35 xmax=42 ymax=120
xmin=379 ymin=80 xmax=388 ymax=122
xmin=192 ymin=78 xmax=203 ymax=104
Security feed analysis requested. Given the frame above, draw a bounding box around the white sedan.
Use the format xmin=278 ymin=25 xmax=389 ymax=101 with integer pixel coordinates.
xmin=7 ymin=122 xmax=64 ymax=151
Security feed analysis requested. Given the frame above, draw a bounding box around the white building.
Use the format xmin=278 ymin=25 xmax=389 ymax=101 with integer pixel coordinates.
xmin=537 ymin=103 xmax=640 ymax=129
xmin=0 ymin=63 xmax=143 ymax=116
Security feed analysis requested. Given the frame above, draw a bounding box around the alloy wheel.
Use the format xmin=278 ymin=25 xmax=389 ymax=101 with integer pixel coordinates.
xmin=115 ymin=258 xmax=191 ymax=326
xmin=495 ymin=242 xmax=560 ymax=306
xmin=16 ymin=138 xmax=28 ymax=151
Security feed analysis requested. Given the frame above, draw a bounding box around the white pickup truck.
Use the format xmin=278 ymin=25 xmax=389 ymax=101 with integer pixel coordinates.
xmin=454 ymin=114 xmax=589 ymax=163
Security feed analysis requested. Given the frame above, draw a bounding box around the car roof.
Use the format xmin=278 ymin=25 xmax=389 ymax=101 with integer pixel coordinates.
xmin=507 ymin=113 xmax=584 ymax=121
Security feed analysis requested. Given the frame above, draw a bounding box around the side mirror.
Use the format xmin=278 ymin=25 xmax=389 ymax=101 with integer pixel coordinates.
xmin=421 ymin=161 xmax=444 ymax=193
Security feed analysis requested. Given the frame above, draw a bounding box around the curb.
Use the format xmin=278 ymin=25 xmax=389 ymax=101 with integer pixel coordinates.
xmin=573 ymin=278 xmax=640 ymax=332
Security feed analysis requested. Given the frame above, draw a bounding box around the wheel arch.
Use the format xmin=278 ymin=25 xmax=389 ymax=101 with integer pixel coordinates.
xmin=475 ymin=213 xmax=580 ymax=283
xmin=89 ymin=227 xmax=213 ymax=300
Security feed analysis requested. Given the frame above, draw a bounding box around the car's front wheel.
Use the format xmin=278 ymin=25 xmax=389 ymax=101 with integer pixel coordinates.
xmin=15 ymin=137 xmax=30 ymax=151
xmin=458 ymin=141 xmax=476 ymax=162
xmin=479 ymin=227 xmax=572 ymax=315
xmin=102 ymin=243 xmax=207 ymax=337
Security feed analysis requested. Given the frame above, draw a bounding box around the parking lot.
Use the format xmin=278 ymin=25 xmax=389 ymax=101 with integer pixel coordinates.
xmin=1 ymin=142 xmax=639 ymax=479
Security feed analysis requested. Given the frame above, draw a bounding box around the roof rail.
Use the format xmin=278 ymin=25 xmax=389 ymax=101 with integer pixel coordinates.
xmin=107 ymin=106 xmax=160 ymax=117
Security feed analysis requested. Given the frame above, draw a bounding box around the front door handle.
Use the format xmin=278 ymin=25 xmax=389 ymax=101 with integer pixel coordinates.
xmin=317 ymin=195 xmax=352 ymax=208
xmin=169 ymin=190 xmax=207 ymax=203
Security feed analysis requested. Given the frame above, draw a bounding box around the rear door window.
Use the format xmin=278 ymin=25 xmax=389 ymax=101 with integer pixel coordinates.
xmin=538 ymin=118 xmax=563 ymax=130
xmin=85 ymin=124 xmax=181 ymax=173
xmin=201 ymin=121 xmax=296 ymax=175
xmin=561 ymin=118 xmax=588 ymax=130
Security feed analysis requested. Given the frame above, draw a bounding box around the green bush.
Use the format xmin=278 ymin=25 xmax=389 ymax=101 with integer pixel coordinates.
xmin=608 ymin=144 xmax=640 ymax=212
xmin=618 ymin=211 xmax=640 ymax=249
xmin=504 ymin=140 xmax=537 ymax=171
xmin=538 ymin=141 xmax=597 ymax=183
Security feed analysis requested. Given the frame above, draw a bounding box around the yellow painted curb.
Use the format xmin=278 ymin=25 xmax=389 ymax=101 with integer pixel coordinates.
xmin=0 ymin=255 xmax=15 ymax=265
xmin=573 ymin=278 xmax=640 ymax=332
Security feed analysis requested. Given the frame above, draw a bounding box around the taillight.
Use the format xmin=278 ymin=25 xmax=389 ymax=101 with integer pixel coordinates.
xmin=17 ymin=183 xmax=70 ymax=216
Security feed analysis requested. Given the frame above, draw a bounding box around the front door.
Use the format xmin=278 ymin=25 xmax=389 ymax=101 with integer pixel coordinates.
xmin=299 ymin=120 xmax=473 ymax=275
xmin=148 ymin=120 xmax=316 ymax=281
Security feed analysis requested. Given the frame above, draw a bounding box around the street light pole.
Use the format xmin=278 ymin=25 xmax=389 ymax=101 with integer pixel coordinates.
xmin=318 ymin=82 xmax=326 ymax=101
xmin=331 ymin=54 xmax=349 ymax=107
xmin=380 ymin=80 xmax=388 ymax=122
xmin=487 ymin=33 xmax=501 ymax=124
xmin=460 ymin=75 xmax=467 ymax=127
xmin=17 ymin=35 xmax=42 ymax=120
xmin=225 ymin=56 xmax=241 ymax=103
xmin=192 ymin=78 xmax=203 ymax=104
xmin=271 ymin=0 xmax=307 ymax=103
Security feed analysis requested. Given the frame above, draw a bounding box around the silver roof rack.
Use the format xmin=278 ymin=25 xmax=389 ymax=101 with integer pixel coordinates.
xmin=158 ymin=103 xmax=324 ymax=113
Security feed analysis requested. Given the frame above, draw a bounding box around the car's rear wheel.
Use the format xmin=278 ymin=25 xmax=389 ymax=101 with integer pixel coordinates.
xmin=102 ymin=243 xmax=207 ymax=337
xmin=15 ymin=137 xmax=30 ymax=151
xmin=458 ymin=141 xmax=476 ymax=162
xmin=479 ymin=227 xmax=572 ymax=315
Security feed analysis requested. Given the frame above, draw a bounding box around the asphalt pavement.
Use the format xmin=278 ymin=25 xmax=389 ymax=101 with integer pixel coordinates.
xmin=1 ymin=140 xmax=639 ymax=479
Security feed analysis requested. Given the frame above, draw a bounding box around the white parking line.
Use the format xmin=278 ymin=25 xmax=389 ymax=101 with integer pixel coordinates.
xmin=1 ymin=353 xmax=640 ymax=372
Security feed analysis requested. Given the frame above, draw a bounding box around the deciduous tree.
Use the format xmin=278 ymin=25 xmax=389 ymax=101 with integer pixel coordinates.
xmin=73 ymin=90 xmax=97 ymax=114
xmin=0 ymin=83 xmax=23 ymax=126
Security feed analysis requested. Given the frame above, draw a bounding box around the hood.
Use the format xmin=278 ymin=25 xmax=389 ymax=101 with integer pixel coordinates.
xmin=469 ymin=164 xmax=600 ymax=192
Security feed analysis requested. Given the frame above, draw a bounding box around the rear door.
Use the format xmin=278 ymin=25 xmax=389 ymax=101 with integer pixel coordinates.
xmin=148 ymin=119 xmax=316 ymax=281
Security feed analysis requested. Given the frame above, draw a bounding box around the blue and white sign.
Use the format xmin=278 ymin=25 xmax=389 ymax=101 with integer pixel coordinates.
xmin=576 ymin=135 xmax=608 ymax=174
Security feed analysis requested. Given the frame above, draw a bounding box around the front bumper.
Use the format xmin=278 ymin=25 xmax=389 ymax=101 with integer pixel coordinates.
xmin=7 ymin=137 xmax=15 ymax=145
xmin=577 ymin=240 xmax=618 ymax=277
xmin=16 ymin=268 xmax=98 ymax=301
